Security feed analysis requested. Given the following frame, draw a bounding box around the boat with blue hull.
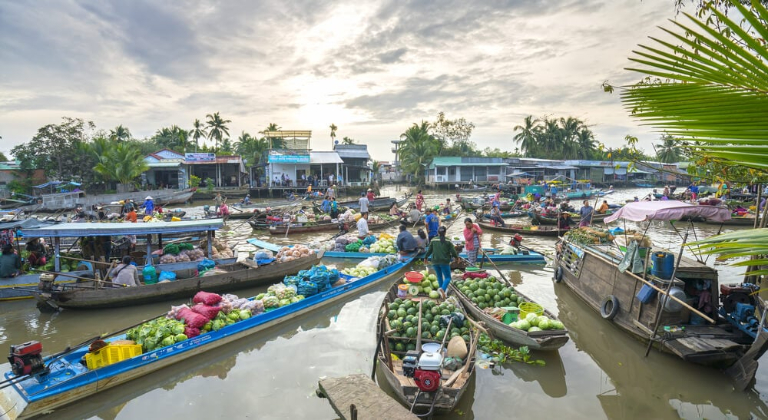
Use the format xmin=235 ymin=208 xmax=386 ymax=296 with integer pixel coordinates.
xmin=321 ymin=248 xmax=546 ymax=265
xmin=0 ymin=257 xmax=414 ymax=419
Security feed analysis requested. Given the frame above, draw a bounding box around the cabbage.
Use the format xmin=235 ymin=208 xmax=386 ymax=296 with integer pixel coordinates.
xmin=538 ymin=318 xmax=551 ymax=330
xmin=228 ymin=311 xmax=241 ymax=321
xmin=550 ymin=320 xmax=564 ymax=330
xmin=175 ymin=334 xmax=188 ymax=342
xmin=203 ymin=321 xmax=213 ymax=332
xmin=212 ymin=320 xmax=224 ymax=331
xmin=262 ymin=296 xmax=279 ymax=308
xmin=517 ymin=320 xmax=531 ymax=331
xmin=279 ymin=299 xmax=291 ymax=307
xmin=528 ymin=326 xmax=542 ymax=332
xmin=525 ymin=313 xmax=537 ymax=322
xmin=172 ymin=324 xmax=185 ymax=335
xmin=239 ymin=310 xmax=251 ymax=320
xmin=161 ymin=336 xmax=175 ymax=347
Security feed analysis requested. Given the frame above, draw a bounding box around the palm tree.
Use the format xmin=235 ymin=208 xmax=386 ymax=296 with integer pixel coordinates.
xmin=109 ymin=125 xmax=131 ymax=142
xmin=513 ymin=116 xmax=540 ymax=157
xmin=260 ymin=123 xmax=283 ymax=149
xmin=329 ymin=123 xmax=338 ymax=148
xmin=341 ymin=136 xmax=355 ymax=145
xmin=399 ymin=121 xmax=440 ymax=185
xmin=93 ymin=142 xmax=148 ymax=192
xmin=654 ymin=134 xmax=683 ymax=163
xmin=235 ymin=131 xmax=269 ymax=167
xmin=205 ymin=112 xmax=231 ymax=150
xmin=191 ymin=119 xmax=208 ymax=151
xmin=575 ymin=129 xmax=597 ymax=159
xmin=616 ymin=0 xmax=768 ymax=274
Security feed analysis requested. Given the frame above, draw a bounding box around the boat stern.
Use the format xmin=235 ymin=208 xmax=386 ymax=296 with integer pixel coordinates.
xmin=0 ymin=368 xmax=28 ymax=420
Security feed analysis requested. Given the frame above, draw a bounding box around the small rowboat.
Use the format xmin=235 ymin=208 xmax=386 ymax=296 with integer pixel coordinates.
xmin=476 ymin=220 xmax=563 ymax=237
xmin=268 ymin=221 xmax=346 ymax=235
xmin=449 ymin=277 xmax=569 ymax=351
xmin=0 ymin=257 xmax=415 ymax=420
xmin=375 ymin=281 xmax=477 ymax=416
xmin=340 ymin=194 xmax=411 ymax=211
xmin=481 ymin=211 xmax=527 ymax=219
xmin=703 ymin=216 xmax=760 ymax=226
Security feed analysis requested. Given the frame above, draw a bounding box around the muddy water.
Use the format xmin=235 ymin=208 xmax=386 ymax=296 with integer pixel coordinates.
xmin=2 ymin=187 xmax=767 ymax=419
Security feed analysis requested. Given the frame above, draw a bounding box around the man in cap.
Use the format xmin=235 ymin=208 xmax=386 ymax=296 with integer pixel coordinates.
xmin=424 ymin=207 xmax=440 ymax=242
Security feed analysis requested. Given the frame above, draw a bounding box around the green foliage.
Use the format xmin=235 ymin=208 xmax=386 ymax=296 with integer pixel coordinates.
xmin=477 ymin=333 xmax=546 ymax=366
xmin=398 ymin=121 xmax=440 ymax=185
xmin=261 ymin=123 xmax=284 ymax=149
xmin=329 ymin=123 xmax=337 ymax=142
xmin=431 ymin=112 xmax=478 ymax=157
xmin=191 ymin=119 xmax=208 ymax=151
xmin=92 ymin=142 xmax=149 ymax=185
xmin=109 ymin=125 xmax=132 ymax=142
xmin=654 ymin=134 xmax=685 ymax=163
xmin=483 ymin=147 xmax=519 ymax=158
xmin=7 ymin=179 xmax=31 ymax=195
xmin=206 ymin=112 xmax=231 ymax=149
xmin=189 ymin=175 xmax=201 ymax=188
xmin=341 ymin=136 xmax=355 ymax=145
xmin=152 ymin=125 xmax=191 ymax=153
xmin=205 ymin=178 xmax=215 ymax=193
xmin=0 ymin=152 xmax=9 ymax=162
xmin=235 ymin=131 xmax=269 ymax=167
xmin=219 ymin=138 xmax=233 ymax=154
xmin=513 ymin=115 xmax=598 ymax=159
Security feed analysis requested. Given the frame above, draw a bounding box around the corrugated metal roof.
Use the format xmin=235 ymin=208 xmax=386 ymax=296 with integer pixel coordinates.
xmin=310 ymin=151 xmax=344 ymax=164
xmin=147 ymin=162 xmax=181 ymax=168
xmin=20 ymin=219 xmax=223 ymax=238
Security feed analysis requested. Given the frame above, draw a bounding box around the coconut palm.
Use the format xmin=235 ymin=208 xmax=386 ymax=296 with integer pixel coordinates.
xmin=575 ymin=129 xmax=597 ymax=159
xmin=235 ymin=131 xmax=269 ymax=167
xmin=260 ymin=123 xmax=283 ymax=149
xmin=93 ymin=142 xmax=148 ymax=189
xmin=109 ymin=125 xmax=131 ymax=142
xmin=329 ymin=123 xmax=338 ymax=147
xmin=191 ymin=119 xmax=208 ymax=151
xmin=399 ymin=121 xmax=440 ymax=185
xmin=654 ymin=134 xmax=683 ymax=163
xmin=205 ymin=112 xmax=231 ymax=150
xmin=513 ymin=115 xmax=540 ymax=157
xmin=617 ymin=0 xmax=768 ymax=271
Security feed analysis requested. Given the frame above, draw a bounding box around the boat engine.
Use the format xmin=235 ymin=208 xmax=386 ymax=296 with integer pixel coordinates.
xmin=412 ymin=352 xmax=443 ymax=393
xmin=8 ymin=341 xmax=46 ymax=376
xmin=720 ymin=283 xmax=757 ymax=313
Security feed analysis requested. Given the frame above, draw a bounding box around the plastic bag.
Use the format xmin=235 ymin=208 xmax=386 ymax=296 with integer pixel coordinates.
xmin=197 ymin=258 xmax=216 ymax=272
xmin=163 ymin=244 xmax=180 ymax=255
xmin=297 ymin=281 xmax=319 ymax=297
xmin=184 ymin=326 xmax=201 ymax=338
xmin=158 ymin=271 xmax=177 ymax=281
xmin=193 ymin=291 xmax=222 ymax=305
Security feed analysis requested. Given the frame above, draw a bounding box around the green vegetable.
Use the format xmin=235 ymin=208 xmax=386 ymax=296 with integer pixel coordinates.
xmin=228 ymin=312 xmax=241 ymax=321
xmin=161 ymin=336 xmax=175 ymax=347
xmin=175 ymin=334 xmax=188 ymax=342
xmin=239 ymin=310 xmax=251 ymax=320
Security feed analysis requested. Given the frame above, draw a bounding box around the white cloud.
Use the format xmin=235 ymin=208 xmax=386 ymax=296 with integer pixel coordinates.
xmin=0 ymin=0 xmax=680 ymax=159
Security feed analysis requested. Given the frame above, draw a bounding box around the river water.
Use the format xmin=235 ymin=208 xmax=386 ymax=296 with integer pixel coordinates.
xmin=2 ymin=186 xmax=766 ymax=419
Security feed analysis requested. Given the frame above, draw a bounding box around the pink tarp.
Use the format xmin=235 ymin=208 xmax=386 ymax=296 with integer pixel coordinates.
xmin=604 ymin=200 xmax=731 ymax=223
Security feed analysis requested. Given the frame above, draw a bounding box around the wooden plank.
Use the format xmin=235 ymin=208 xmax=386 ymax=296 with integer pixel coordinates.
xmin=238 ymin=260 xmax=260 ymax=269
xmin=318 ymin=374 xmax=418 ymax=420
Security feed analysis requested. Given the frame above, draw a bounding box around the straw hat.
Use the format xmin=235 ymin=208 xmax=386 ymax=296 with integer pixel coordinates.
xmin=145 ymin=196 xmax=153 ymax=200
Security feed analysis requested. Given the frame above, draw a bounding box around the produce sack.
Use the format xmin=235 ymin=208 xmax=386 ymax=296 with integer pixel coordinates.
xmin=197 ymin=259 xmax=216 ymax=272
xmin=184 ymin=326 xmax=201 ymax=338
xmin=178 ymin=243 xmax=194 ymax=251
xmin=176 ymin=308 xmax=208 ymax=329
xmin=158 ymin=271 xmax=177 ymax=281
xmin=297 ymin=281 xmax=319 ymax=297
xmin=191 ymin=304 xmax=221 ymax=320
xmin=283 ymin=275 xmax=301 ymax=287
xmin=328 ymin=268 xmax=340 ymax=284
xmin=462 ymin=271 xmax=488 ymax=280
xmin=242 ymin=299 xmax=265 ymax=314
xmin=163 ymin=244 xmax=180 ymax=255
xmin=310 ymin=272 xmax=330 ymax=289
xmin=362 ymin=235 xmax=377 ymax=246
xmin=193 ymin=291 xmax=222 ymax=305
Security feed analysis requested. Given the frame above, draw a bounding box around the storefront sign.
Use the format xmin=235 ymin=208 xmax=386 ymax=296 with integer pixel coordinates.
xmin=269 ymin=154 xmax=310 ymax=163
xmin=185 ymin=153 xmax=216 ymax=162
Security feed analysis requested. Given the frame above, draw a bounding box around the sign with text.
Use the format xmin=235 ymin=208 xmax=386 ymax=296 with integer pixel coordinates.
xmin=268 ymin=154 xmax=310 ymax=164
xmin=185 ymin=153 xmax=216 ymax=162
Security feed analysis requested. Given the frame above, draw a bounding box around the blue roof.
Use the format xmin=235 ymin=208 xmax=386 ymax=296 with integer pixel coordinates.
xmin=20 ymin=219 xmax=223 ymax=238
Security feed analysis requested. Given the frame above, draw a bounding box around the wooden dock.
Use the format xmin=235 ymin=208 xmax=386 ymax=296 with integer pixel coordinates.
xmin=317 ymin=374 xmax=418 ymax=420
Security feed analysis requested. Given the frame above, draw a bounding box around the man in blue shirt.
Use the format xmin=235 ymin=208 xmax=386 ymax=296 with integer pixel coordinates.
xmin=396 ymin=225 xmax=418 ymax=261
xmin=424 ymin=208 xmax=440 ymax=241
xmin=320 ymin=197 xmax=331 ymax=213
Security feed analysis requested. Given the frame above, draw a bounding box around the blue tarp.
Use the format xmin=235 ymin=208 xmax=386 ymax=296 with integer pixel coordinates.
xmin=33 ymin=181 xmax=82 ymax=189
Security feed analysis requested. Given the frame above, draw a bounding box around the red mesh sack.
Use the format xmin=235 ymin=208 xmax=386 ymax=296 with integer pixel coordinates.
xmin=462 ymin=271 xmax=489 ymax=280
xmin=191 ymin=304 xmax=221 ymax=320
xmin=193 ymin=291 xmax=222 ymax=305
xmin=184 ymin=326 xmax=201 ymax=338
xmin=176 ymin=308 xmax=208 ymax=329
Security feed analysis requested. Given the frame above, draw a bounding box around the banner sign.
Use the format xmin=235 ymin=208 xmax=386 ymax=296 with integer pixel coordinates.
xmin=268 ymin=154 xmax=310 ymax=163
xmin=185 ymin=153 xmax=216 ymax=162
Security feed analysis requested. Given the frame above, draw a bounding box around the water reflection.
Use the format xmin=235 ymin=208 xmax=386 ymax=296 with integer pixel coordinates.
xmin=555 ymin=283 xmax=768 ymax=419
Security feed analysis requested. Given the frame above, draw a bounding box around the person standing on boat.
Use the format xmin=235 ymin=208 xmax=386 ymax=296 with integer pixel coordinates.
xmin=424 ymin=208 xmax=440 ymax=241
xmin=326 ymin=184 xmax=336 ymax=200
xmin=688 ymin=183 xmax=699 ymax=202
xmin=366 ymin=188 xmax=375 ymax=207
xmin=0 ymin=244 xmax=21 ymax=278
xmin=110 ymin=256 xmax=139 ymax=287
xmin=358 ymin=192 xmax=369 ymax=215
xmin=396 ymin=224 xmax=418 ymax=261
xmin=143 ymin=196 xmax=154 ymax=216
xmin=490 ymin=204 xmax=506 ymax=227
xmin=330 ymin=197 xmax=340 ymax=219
xmin=415 ymin=190 xmax=425 ymax=211
xmin=213 ymin=192 xmax=223 ymax=213
xmin=462 ymin=218 xmax=483 ymax=266
xmin=579 ymin=200 xmax=594 ymax=227
xmin=443 ymin=198 xmax=452 ymax=215
xmin=320 ymin=196 xmax=331 ymax=213
xmin=424 ymin=226 xmax=458 ymax=299
xmin=357 ymin=212 xmax=369 ymax=239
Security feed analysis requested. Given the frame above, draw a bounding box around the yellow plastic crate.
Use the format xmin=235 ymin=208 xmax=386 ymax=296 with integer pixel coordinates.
xmin=85 ymin=344 xmax=143 ymax=370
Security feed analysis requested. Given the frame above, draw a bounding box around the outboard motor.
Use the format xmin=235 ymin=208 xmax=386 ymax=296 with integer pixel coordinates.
xmin=8 ymin=341 xmax=46 ymax=376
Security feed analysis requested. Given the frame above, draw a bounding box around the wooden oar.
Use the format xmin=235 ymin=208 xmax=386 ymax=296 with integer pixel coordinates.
xmin=480 ymin=248 xmax=509 ymax=283
xmin=415 ymin=300 xmax=424 ymax=352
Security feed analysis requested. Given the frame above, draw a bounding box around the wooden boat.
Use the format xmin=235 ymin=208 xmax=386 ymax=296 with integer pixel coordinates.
xmin=555 ymin=201 xmax=758 ymax=370
xmin=375 ymin=282 xmax=477 ymax=416
xmin=340 ymin=194 xmax=411 ymax=211
xmin=476 ymin=220 xmax=563 ymax=237
xmin=268 ymin=220 xmax=346 ymax=235
xmin=634 ymin=182 xmax=654 ymax=188
xmin=529 ymin=211 xmax=613 ymax=225
xmin=459 ymin=247 xmax=546 ymax=264
xmin=449 ymin=277 xmax=569 ymax=350
xmin=35 ymin=252 xmax=322 ymax=310
xmin=18 ymin=188 xmax=195 ymax=213
xmin=460 ymin=200 xmax=512 ymax=211
xmin=703 ymin=216 xmax=759 ymax=226
xmin=368 ymin=218 xmax=401 ymax=231
xmin=481 ymin=211 xmax=526 ymax=219
xmin=4 ymin=219 xmax=227 ymax=301
xmin=0 ymin=257 xmax=415 ymax=420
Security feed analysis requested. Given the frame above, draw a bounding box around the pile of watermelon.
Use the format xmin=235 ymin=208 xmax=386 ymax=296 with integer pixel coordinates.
xmin=454 ymin=276 xmax=521 ymax=310
xmin=386 ymin=298 xmax=471 ymax=354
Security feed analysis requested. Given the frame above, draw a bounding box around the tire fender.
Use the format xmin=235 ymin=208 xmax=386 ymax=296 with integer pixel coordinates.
xmin=600 ymin=295 xmax=620 ymax=320
xmin=554 ymin=266 xmax=564 ymax=283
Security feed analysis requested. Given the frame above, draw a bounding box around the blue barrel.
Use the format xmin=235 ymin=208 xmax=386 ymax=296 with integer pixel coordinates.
xmin=651 ymin=252 xmax=675 ymax=280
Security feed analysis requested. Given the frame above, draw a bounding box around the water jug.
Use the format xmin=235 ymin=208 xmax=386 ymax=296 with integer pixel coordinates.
xmin=651 ymin=252 xmax=675 ymax=280
xmin=142 ymin=265 xmax=157 ymax=284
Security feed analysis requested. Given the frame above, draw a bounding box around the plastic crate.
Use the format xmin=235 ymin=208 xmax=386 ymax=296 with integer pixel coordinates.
xmin=85 ymin=344 xmax=143 ymax=370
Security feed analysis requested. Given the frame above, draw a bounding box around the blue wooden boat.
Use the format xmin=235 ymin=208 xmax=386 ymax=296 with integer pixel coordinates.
xmin=481 ymin=211 xmax=526 ymax=219
xmin=0 ymin=257 xmax=415 ymax=419
xmin=323 ymin=248 xmax=545 ymax=264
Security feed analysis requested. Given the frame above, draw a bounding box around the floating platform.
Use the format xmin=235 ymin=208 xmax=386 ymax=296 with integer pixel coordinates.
xmin=317 ymin=374 xmax=417 ymax=420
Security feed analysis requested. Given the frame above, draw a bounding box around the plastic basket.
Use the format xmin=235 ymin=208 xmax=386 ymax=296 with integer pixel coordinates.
xmin=519 ymin=302 xmax=544 ymax=320
xmin=85 ymin=343 xmax=143 ymax=370
xmin=405 ymin=271 xmax=424 ymax=283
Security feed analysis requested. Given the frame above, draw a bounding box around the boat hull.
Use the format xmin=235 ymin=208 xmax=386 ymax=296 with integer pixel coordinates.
xmin=39 ymin=255 xmax=320 ymax=310
xmin=268 ymin=222 xmax=341 ymax=235
xmin=19 ymin=189 xmax=195 ymax=213
xmin=0 ymin=259 xmax=413 ymax=420
xmin=476 ymin=221 xmax=562 ymax=237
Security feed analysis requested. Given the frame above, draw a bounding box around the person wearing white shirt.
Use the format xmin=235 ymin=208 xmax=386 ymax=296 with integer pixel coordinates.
xmin=358 ymin=192 xmax=369 ymax=214
xmin=357 ymin=213 xmax=369 ymax=239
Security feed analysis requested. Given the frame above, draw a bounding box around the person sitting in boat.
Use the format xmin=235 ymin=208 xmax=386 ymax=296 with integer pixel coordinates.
xmin=389 ymin=202 xmax=402 ymax=217
xmin=218 ymin=202 xmax=231 ymax=224
xmin=241 ymin=194 xmax=251 ymax=205
xmin=597 ymin=200 xmax=609 ymax=214
xmin=443 ymin=198 xmax=452 ymax=215
xmin=405 ymin=204 xmax=421 ymax=224
xmin=110 ymin=256 xmax=139 ymax=287
xmin=0 ymin=244 xmax=21 ymax=278
xmin=25 ymin=238 xmax=47 ymax=267
xmin=557 ymin=212 xmax=574 ymax=231
xmin=143 ymin=196 xmax=154 ymax=215
xmin=415 ymin=229 xmax=428 ymax=252
xmin=462 ymin=218 xmax=483 ymax=266
xmin=663 ymin=186 xmax=670 ymax=198
xmin=733 ymin=205 xmax=749 ymax=216
xmin=455 ymin=193 xmax=461 ymax=202
xmin=560 ymin=199 xmax=575 ymax=213
xmin=396 ymin=224 xmax=418 ymax=261
xmin=579 ymin=200 xmax=594 ymax=227
xmin=633 ymin=196 xmax=640 ymax=202
xmin=326 ymin=184 xmax=336 ymax=200
xmin=509 ymin=233 xmax=523 ymax=250
xmin=490 ymin=204 xmax=506 ymax=227
xmin=356 ymin=212 xmax=369 ymax=240
xmin=125 ymin=206 xmax=138 ymax=223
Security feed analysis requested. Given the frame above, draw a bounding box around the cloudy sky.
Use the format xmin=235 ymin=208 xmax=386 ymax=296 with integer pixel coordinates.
xmin=0 ymin=0 xmax=682 ymax=160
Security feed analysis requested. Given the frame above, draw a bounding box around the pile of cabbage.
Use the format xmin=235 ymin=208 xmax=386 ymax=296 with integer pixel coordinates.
xmin=341 ymin=255 xmax=398 ymax=277
xmin=510 ymin=312 xmax=565 ymax=332
xmin=126 ymin=317 xmax=189 ymax=353
xmin=255 ymin=283 xmax=306 ymax=308
xmin=369 ymin=236 xmax=396 ymax=254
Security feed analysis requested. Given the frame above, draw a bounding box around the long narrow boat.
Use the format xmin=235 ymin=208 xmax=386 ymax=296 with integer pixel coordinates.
xmin=4 ymin=219 xmax=227 ymax=301
xmin=17 ymin=188 xmax=195 ymax=213
xmin=476 ymin=220 xmax=563 ymax=237
xmin=375 ymin=281 xmax=476 ymax=415
xmin=555 ymin=201 xmax=760 ymax=371
xmin=459 ymin=247 xmax=546 ymax=264
xmin=268 ymin=220 xmax=343 ymax=235
xmin=340 ymin=194 xmax=411 ymax=211
xmin=460 ymin=201 xmax=512 ymax=211
xmin=0 ymin=257 xmax=415 ymax=420
xmin=449 ymin=276 xmax=569 ymax=351
xmin=367 ymin=218 xmax=401 ymax=231
xmin=703 ymin=215 xmax=760 ymax=226
xmin=35 ymin=252 xmax=322 ymax=310
xmin=529 ymin=211 xmax=613 ymax=226
xmin=481 ymin=211 xmax=527 ymax=219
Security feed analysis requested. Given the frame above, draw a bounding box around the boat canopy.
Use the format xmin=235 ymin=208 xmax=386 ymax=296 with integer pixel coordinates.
xmin=604 ymin=200 xmax=731 ymax=223
xmin=33 ymin=181 xmax=82 ymax=189
xmin=0 ymin=219 xmax=56 ymax=232
xmin=19 ymin=219 xmax=223 ymax=238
